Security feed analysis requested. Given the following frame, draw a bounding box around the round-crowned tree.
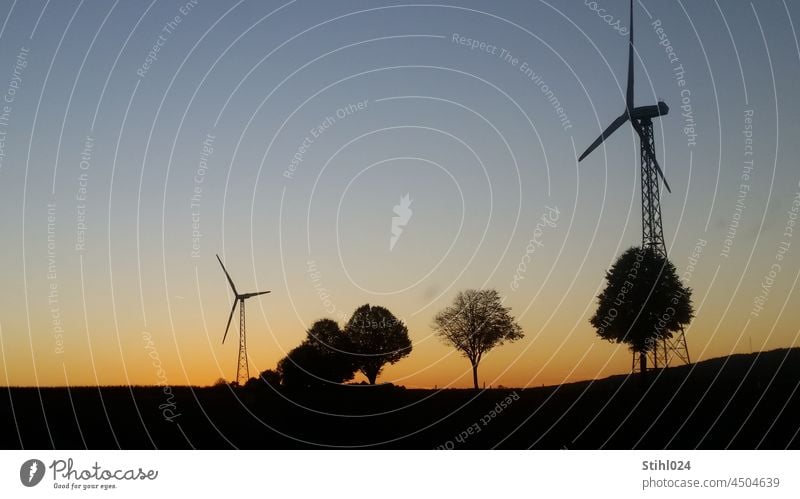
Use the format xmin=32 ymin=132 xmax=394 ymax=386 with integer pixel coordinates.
xmin=344 ymin=304 xmax=412 ymax=384
xmin=277 ymin=319 xmax=357 ymax=389
xmin=590 ymin=246 xmax=693 ymax=376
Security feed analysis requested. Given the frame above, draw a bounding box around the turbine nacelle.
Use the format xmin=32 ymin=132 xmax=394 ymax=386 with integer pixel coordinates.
xmin=630 ymin=101 xmax=669 ymax=120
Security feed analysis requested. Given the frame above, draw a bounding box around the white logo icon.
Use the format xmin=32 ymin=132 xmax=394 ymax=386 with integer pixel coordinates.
xmin=390 ymin=194 xmax=413 ymax=251
xmin=20 ymin=459 xmax=45 ymax=487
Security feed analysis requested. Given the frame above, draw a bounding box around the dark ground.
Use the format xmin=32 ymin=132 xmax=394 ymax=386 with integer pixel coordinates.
xmin=2 ymin=348 xmax=799 ymax=449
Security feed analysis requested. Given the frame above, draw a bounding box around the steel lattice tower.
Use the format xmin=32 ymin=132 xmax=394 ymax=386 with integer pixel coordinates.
xmin=632 ymin=119 xmax=690 ymax=372
xmin=575 ymin=0 xmax=691 ymax=374
xmin=237 ymin=298 xmax=249 ymax=386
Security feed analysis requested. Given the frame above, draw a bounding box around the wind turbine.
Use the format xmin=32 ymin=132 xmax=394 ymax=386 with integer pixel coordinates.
xmin=579 ymin=0 xmax=689 ymax=370
xmin=217 ymin=254 xmax=270 ymax=386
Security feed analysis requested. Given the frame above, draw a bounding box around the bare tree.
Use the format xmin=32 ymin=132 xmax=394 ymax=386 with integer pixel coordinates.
xmin=433 ymin=289 xmax=523 ymax=389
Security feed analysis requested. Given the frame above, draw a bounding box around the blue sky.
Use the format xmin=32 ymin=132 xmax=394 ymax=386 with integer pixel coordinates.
xmin=1 ymin=0 xmax=799 ymax=387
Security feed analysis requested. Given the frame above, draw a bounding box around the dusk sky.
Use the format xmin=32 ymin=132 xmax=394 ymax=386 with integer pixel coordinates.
xmin=1 ymin=0 xmax=799 ymax=388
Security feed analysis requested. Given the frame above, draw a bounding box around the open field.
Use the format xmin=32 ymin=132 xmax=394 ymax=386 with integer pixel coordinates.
xmin=3 ymin=349 xmax=799 ymax=449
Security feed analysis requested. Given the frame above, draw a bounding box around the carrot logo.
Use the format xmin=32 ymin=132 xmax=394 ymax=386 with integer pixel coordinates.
xmin=20 ymin=459 xmax=45 ymax=487
xmin=390 ymin=194 xmax=413 ymax=251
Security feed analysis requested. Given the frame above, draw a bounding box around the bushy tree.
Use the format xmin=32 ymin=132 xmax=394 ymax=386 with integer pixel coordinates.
xmin=277 ymin=319 xmax=357 ymax=389
xmin=432 ymin=289 xmax=523 ymax=389
xmin=590 ymin=246 xmax=693 ymax=375
xmin=277 ymin=344 xmax=319 ymax=389
xmin=259 ymin=369 xmax=281 ymax=387
xmin=344 ymin=305 xmax=412 ymax=384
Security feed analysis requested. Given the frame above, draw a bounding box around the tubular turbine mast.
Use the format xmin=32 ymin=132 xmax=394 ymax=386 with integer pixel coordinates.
xmin=579 ymin=0 xmax=689 ymax=370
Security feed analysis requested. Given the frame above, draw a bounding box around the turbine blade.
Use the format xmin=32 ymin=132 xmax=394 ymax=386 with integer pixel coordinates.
xmin=631 ymin=119 xmax=672 ymax=194
xmin=649 ymin=154 xmax=672 ymax=193
xmin=222 ymin=300 xmax=237 ymax=344
xmin=243 ymin=291 xmax=271 ymax=299
xmin=216 ymin=254 xmax=238 ymax=296
xmin=627 ymin=0 xmax=634 ymax=113
xmin=578 ymin=114 xmax=628 ymax=161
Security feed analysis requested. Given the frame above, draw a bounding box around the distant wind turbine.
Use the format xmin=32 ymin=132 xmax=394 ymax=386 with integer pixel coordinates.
xmin=217 ymin=254 xmax=270 ymax=386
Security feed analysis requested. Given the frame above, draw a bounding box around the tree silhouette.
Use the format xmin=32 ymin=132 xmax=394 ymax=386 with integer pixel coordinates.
xmin=344 ymin=304 xmax=412 ymax=384
xmin=277 ymin=344 xmax=320 ymax=389
xmin=258 ymin=369 xmax=281 ymax=387
xmin=277 ymin=319 xmax=357 ymax=389
xmin=590 ymin=246 xmax=694 ymax=376
xmin=432 ymin=289 xmax=524 ymax=389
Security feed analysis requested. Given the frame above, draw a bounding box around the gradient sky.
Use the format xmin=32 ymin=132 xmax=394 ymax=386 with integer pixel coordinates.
xmin=1 ymin=0 xmax=799 ymax=388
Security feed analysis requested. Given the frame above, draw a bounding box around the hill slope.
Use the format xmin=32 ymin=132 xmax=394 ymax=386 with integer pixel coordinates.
xmin=2 ymin=348 xmax=798 ymax=449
